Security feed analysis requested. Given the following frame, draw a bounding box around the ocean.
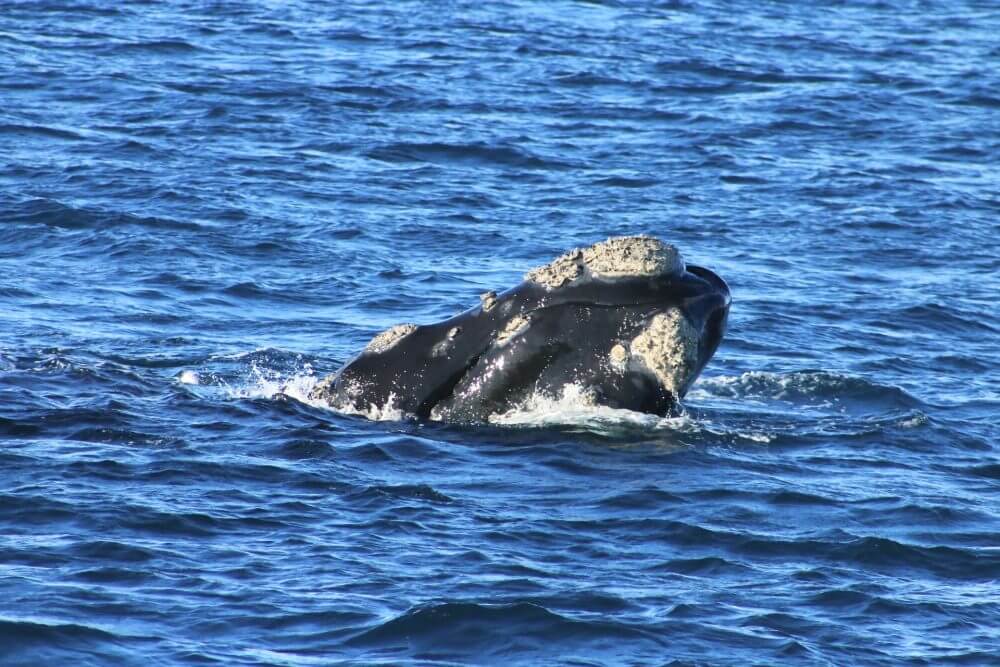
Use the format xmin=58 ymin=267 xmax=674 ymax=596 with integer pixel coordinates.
xmin=1 ymin=1 xmax=998 ymax=664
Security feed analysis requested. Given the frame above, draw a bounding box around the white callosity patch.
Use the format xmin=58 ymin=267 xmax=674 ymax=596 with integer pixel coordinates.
xmin=496 ymin=314 xmax=530 ymax=345
xmin=432 ymin=326 xmax=462 ymax=357
xmin=525 ymin=248 xmax=584 ymax=288
xmin=609 ymin=343 xmax=628 ymax=371
xmin=525 ymin=236 xmax=685 ymax=289
xmin=365 ymin=323 xmax=417 ymax=353
xmin=480 ymin=291 xmax=498 ymax=312
xmin=630 ymin=308 xmax=700 ymax=397
xmin=584 ymin=236 xmax=684 ymax=278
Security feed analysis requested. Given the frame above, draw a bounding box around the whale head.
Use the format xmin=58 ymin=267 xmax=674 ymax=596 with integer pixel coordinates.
xmin=311 ymin=236 xmax=730 ymax=422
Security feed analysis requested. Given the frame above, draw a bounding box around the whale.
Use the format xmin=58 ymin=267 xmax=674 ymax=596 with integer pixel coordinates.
xmin=309 ymin=236 xmax=730 ymax=422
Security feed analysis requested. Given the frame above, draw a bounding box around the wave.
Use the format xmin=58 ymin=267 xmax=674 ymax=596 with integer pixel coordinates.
xmin=105 ymin=39 xmax=200 ymax=54
xmin=590 ymin=175 xmax=660 ymax=188
xmin=202 ymin=354 xmax=782 ymax=441
xmin=365 ymin=141 xmax=576 ymax=170
xmin=4 ymin=198 xmax=203 ymax=232
xmin=0 ymin=617 xmax=120 ymax=644
xmin=689 ymin=370 xmax=921 ymax=411
xmin=739 ymin=534 xmax=1000 ymax=580
xmin=343 ymin=483 xmax=454 ymax=507
xmin=346 ymin=601 xmax=662 ymax=655
xmin=0 ymin=617 xmax=144 ymax=666
xmin=0 ymin=123 xmax=83 ymax=141
xmin=180 ymin=351 xmax=407 ymax=422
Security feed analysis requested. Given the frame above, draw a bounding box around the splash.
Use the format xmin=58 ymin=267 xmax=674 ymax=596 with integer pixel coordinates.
xmin=212 ymin=359 xmax=411 ymax=421
xmin=688 ymin=370 xmax=919 ymax=414
xmin=177 ymin=370 xmax=200 ymax=385
xmin=194 ymin=355 xmax=781 ymax=437
xmin=689 ymin=370 xmax=854 ymax=402
xmin=487 ymin=382 xmax=699 ymax=432
xmin=324 ymin=386 xmax=408 ymax=422
xmin=220 ymin=360 xmax=321 ymax=402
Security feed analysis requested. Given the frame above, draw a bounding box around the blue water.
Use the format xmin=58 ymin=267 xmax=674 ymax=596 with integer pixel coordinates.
xmin=2 ymin=1 xmax=998 ymax=664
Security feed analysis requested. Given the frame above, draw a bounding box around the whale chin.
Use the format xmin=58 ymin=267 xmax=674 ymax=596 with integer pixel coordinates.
xmin=311 ymin=236 xmax=730 ymax=423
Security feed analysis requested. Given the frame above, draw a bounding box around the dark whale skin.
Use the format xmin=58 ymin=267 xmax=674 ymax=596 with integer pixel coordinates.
xmin=310 ymin=257 xmax=730 ymax=423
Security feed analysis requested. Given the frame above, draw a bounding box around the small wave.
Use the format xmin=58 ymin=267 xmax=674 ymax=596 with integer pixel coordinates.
xmin=808 ymin=588 xmax=871 ymax=609
xmin=365 ymin=141 xmax=574 ymax=170
xmin=70 ymin=540 xmax=156 ymax=563
xmin=953 ymin=93 xmax=1000 ymax=109
xmin=0 ymin=617 xmax=134 ymax=653
xmin=890 ymin=303 xmax=998 ymax=336
xmin=591 ymin=175 xmax=660 ymax=188
xmin=720 ymin=174 xmax=769 ymax=185
xmin=552 ymin=71 xmax=631 ymax=87
xmin=654 ymin=59 xmax=839 ymax=86
xmin=221 ymin=280 xmax=292 ymax=301
xmin=690 ymin=370 xmax=919 ymax=410
xmin=345 ymin=483 xmax=454 ymax=507
xmin=0 ymin=123 xmax=83 ymax=141
xmin=191 ymin=353 xmax=408 ymax=422
xmin=653 ymin=556 xmax=753 ymax=576
xmin=106 ymin=39 xmax=200 ymax=54
xmin=5 ymin=197 xmax=202 ymax=231
xmin=964 ymin=464 xmax=1000 ymax=480
xmin=347 ymin=601 xmax=659 ymax=654
xmin=739 ymin=534 xmax=1000 ymax=580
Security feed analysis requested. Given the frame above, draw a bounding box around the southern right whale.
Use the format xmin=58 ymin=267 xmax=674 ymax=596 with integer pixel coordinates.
xmin=310 ymin=236 xmax=730 ymax=422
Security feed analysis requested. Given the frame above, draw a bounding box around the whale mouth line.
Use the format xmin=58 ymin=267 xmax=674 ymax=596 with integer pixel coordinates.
xmin=686 ymin=264 xmax=731 ymax=299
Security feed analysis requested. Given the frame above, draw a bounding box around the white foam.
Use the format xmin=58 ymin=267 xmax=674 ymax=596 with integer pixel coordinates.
xmin=487 ymin=382 xmax=699 ymax=432
xmin=207 ymin=347 xmax=273 ymax=361
xmin=688 ymin=371 xmax=844 ymax=406
xmin=327 ymin=389 xmax=408 ymax=422
xmin=177 ymin=370 xmax=200 ymax=385
xmin=221 ymin=360 xmax=410 ymax=421
xmin=221 ymin=360 xmax=322 ymax=406
xmin=211 ymin=358 xmax=774 ymax=438
xmin=896 ymin=413 xmax=928 ymax=429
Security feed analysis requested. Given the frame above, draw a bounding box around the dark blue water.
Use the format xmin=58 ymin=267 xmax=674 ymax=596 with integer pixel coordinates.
xmin=2 ymin=1 xmax=999 ymax=664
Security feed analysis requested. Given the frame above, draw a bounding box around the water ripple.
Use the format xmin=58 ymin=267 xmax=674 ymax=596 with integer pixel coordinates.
xmin=0 ymin=0 xmax=997 ymax=665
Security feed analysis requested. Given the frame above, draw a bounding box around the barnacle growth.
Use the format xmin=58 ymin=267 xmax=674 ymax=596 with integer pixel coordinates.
xmin=630 ymin=308 xmax=700 ymax=396
xmin=525 ymin=236 xmax=685 ymax=289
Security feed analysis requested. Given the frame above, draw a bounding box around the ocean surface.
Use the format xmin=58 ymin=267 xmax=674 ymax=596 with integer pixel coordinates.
xmin=1 ymin=1 xmax=998 ymax=664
